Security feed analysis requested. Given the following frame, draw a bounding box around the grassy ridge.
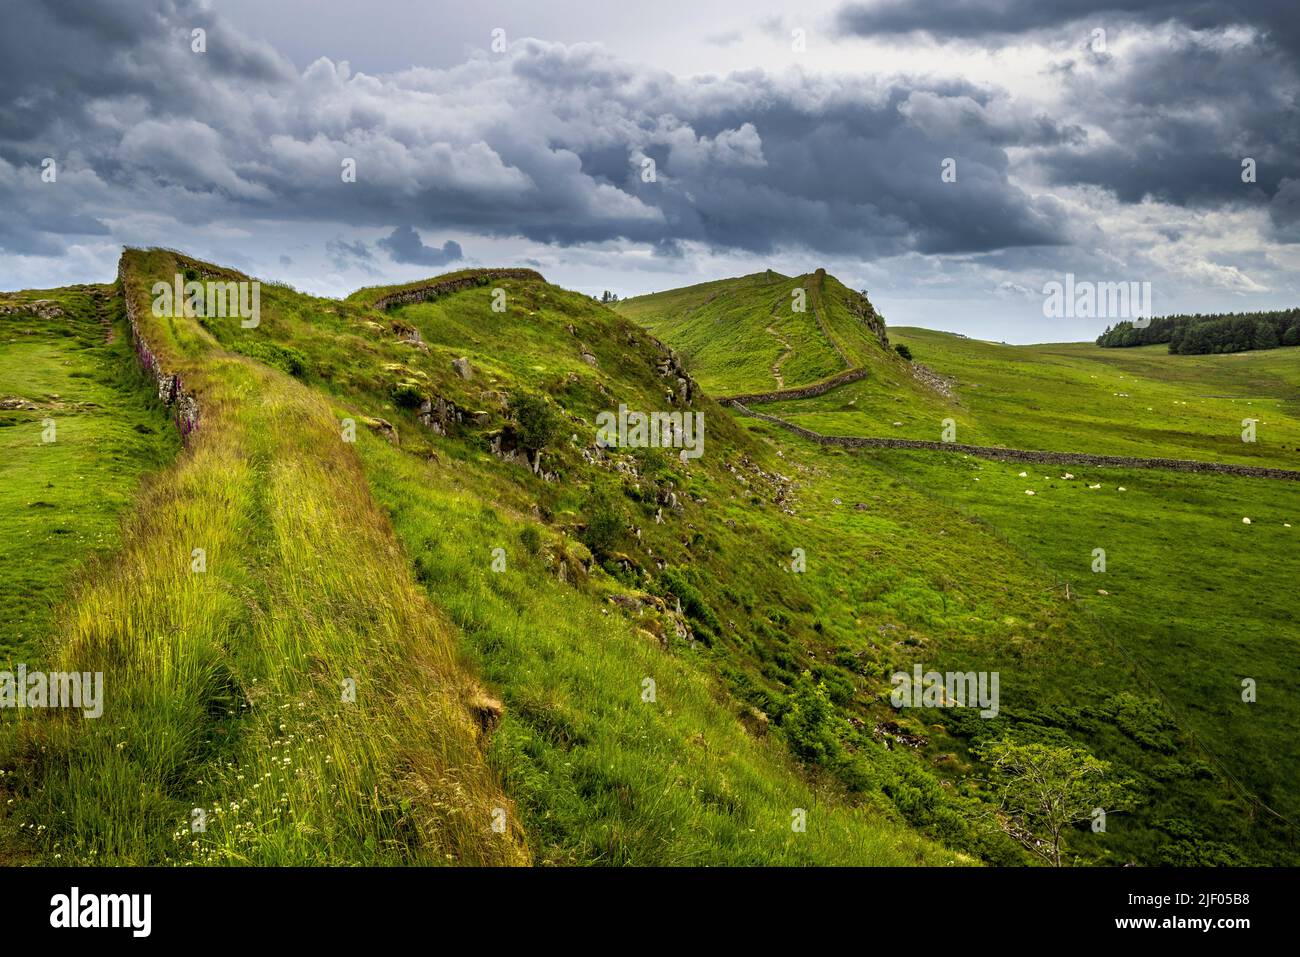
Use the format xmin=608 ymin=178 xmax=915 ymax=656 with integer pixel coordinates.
xmin=0 ymin=250 xmax=527 ymax=865
xmin=617 ymin=272 xmax=843 ymax=393
xmin=231 ymin=263 xmax=971 ymax=863
xmin=7 ymin=254 xmax=1292 ymax=866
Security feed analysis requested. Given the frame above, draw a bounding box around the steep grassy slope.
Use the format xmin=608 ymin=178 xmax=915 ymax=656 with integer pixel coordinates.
xmin=0 ymin=287 xmax=177 ymax=658
xmin=193 ymin=259 xmax=968 ymax=864
xmin=230 ymin=260 xmax=1296 ymax=864
xmin=616 ymin=269 xmax=903 ymax=396
xmin=7 ymin=254 xmax=1291 ymax=866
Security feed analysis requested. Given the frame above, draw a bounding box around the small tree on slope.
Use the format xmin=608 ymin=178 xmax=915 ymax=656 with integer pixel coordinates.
xmin=975 ymin=738 xmax=1130 ymax=866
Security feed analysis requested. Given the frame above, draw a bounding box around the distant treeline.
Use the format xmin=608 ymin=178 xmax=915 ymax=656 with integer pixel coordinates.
xmin=1097 ymin=308 xmax=1300 ymax=354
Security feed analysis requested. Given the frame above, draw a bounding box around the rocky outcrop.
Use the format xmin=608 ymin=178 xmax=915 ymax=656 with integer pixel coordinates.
xmin=418 ymin=396 xmax=463 ymax=435
xmin=651 ymin=345 xmax=696 ymax=404
xmin=371 ymin=269 xmax=544 ymax=311
xmin=0 ymin=299 xmax=64 ymax=320
xmin=362 ymin=416 xmax=399 ymax=444
xmin=728 ymin=403 xmax=1300 ymax=481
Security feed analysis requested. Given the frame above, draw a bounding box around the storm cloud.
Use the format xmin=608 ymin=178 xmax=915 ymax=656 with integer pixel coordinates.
xmin=1 ymin=0 xmax=1070 ymax=263
xmin=0 ymin=0 xmax=1295 ymax=339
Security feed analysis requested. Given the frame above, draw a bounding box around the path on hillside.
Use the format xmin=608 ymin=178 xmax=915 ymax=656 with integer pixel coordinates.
xmin=765 ymin=318 xmax=794 ymax=389
xmin=725 ymin=400 xmax=1300 ymax=480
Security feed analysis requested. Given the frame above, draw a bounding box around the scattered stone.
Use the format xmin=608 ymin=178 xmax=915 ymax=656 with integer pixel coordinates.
xmin=452 ymin=356 xmax=473 ymax=380
xmin=740 ymin=707 xmax=769 ymax=737
xmin=361 ymin=416 xmax=399 ymax=445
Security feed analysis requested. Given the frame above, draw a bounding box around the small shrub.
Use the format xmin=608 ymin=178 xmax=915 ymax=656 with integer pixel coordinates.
xmin=894 ymin=343 xmax=913 ymax=361
xmin=509 ymin=390 xmax=562 ymax=454
xmin=580 ymin=491 xmax=625 ymax=559
xmin=519 ymin=524 xmax=542 ymax=556
xmin=659 ymin=567 xmax=720 ymax=636
xmin=780 ymin=674 xmax=845 ymax=765
xmin=391 ymin=381 xmax=424 ymax=408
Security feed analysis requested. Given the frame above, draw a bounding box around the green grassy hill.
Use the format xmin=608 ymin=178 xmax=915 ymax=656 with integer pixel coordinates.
xmin=619 ymin=272 xmax=1300 ymax=865
xmin=0 ymin=251 xmax=966 ymax=866
xmin=2 ymin=254 xmax=1295 ymax=867
xmin=616 ymin=268 xmax=905 ymax=397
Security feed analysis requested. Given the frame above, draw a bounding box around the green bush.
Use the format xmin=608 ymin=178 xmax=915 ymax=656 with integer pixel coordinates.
xmin=508 ymin=390 xmax=562 ymax=453
xmin=519 ymin=524 xmax=542 ymax=556
xmin=391 ymin=381 xmax=424 ymax=408
xmin=894 ymin=343 xmax=913 ymax=361
xmin=780 ymin=674 xmax=845 ymax=765
xmin=580 ymin=491 xmax=625 ymax=560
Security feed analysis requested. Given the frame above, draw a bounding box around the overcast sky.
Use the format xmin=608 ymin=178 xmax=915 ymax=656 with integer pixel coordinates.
xmin=2 ymin=0 xmax=1297 ymax=342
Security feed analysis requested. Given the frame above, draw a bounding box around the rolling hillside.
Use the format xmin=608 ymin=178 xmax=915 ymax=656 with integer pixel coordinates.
xmin=2 ymin=253 xmax=1295 ymax=867
xmin=620 ymin=270 xmax=1300 ymax=865
xmin=0 ymin=250 xmax=966 ymax=866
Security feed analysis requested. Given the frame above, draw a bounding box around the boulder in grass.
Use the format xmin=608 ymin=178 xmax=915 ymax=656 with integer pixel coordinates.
xmin=469 ymin=692 xmax=503 ymax=735
xmin=452 ymin=356 xmax=473 ymax=380
xmin=361 ymin=416 xmax=399 ymax=445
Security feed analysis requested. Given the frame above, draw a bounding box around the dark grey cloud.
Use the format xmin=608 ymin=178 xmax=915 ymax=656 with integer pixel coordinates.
xmin=1031 ymin=37 xmax=1299 ymax=212
xmin=837 ymin=1 xmax=1300 ymax=239
xmin=0 ymin=0 xmax=294 ymax=147
xmin=325 ymin=236 xmax=376 ymax=271
xmin=836 ymin=1 xmax=1300 ymax=54
xmin=376 ymin=227 xmax=463 ymax=267
xmin=0 ymin=1 xmax=1079 ymax=264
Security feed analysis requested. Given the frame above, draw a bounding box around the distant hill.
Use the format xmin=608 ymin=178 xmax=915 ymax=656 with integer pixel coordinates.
xmin=615 ymin=268 xmax=894 ymax=395
xmin=1097 ymin=308 xmax=1300 ymax=353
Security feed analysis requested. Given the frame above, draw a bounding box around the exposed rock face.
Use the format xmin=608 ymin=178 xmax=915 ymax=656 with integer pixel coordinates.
xmin=849 ymin=292 xmax=890 ymax=350
xmin=370 ymin=268 xmax=544 ymax=311
xmin=394 ymin=323 xmax=428 ymax=350
xmin=418 ymin=396 xmax=463 ymax=435
xmin=651 ymin=344 xmax=695 ymax=404
xmin=0 ymin=299 xmax=64 ymax=320
xmin=452 ymin=356 xmax=473 ymax=380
